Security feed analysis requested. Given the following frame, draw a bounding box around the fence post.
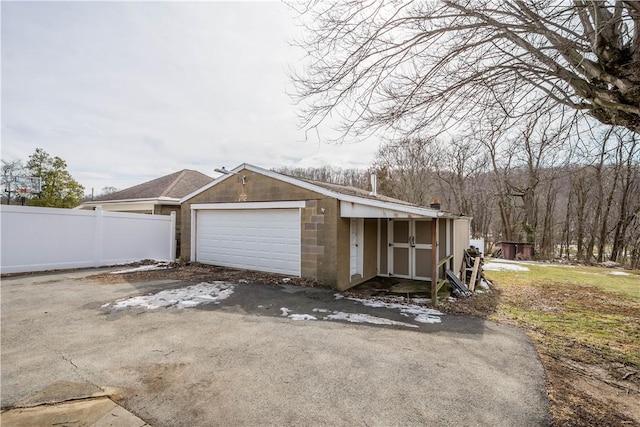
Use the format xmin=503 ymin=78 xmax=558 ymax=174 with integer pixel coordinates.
xmin=94 ymin=207 xmax=104 ymax=267
xmin=169 ymin=211 xmax=177 ymax=261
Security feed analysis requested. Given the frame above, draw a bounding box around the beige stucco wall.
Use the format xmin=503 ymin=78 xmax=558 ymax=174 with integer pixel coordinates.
xmin=333 ymin=218 xmax=379 ymax=291
xmin=379 ymin=219 xmax=388 ymax=275
xmin=181 ymin=168 xmax=344 ymax=287
xmin=362 ymin=219 xmax=378 ymax=279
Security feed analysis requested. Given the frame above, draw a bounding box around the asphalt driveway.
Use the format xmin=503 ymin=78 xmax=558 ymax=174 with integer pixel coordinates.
xmin=1 ymin=269 xmax=550 ymax=426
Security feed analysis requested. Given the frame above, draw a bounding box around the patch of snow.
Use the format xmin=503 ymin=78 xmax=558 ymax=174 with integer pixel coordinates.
xmin=238 ymin=279 xmax=249 ymax=284
xmin=280 ymin=307 xmax=317 ymax=320
xmin=483 ymin=263 xmax=530 ymax=272
xmin=341 ymin=295 xmax=442 ymax=324
xmin=325 ymin=312 xmax=419 ymax=328
xmin=282 ymin=278 xmax=291 ymax=283
xmin=479 ymin=279 xmax=492 ymax=290
xmin=609 ymin=271 xmax=631 ymax=276
xmin=414 ymin=313 xmax=442 ymax=324
xmin=110 ymin=263 xmax=173 ymax=274
xmin=106 ymin=282 xmax=234 ymax=310
xmin=280 ymin=307 xmax=292 ymax=317
xmin=288 ymin=314 xmax=317 ymax=321
xmin=600 ymin=260 xmax=621 ymax=268
xmin=312 ymin=308 xmax=330 ymax=313
xmin=411 ymin=298 xmax=431 ymax=304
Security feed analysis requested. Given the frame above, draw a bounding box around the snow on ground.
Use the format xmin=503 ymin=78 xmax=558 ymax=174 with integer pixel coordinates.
xmin=324 ymin=311 xmax=419 ymax=328
xmin=288 ymin=314 xmax=318 ymax=321
xmin=339 ymin=295 xmax=443 ymax=324
xmin=103 ymin=282 xmax=234 ymax=310
xmin=609 ymin=271 xmax=631 ymax=276
xmin=479 ymin=279 xmax=492 ymax=290
xmin=280 ymin=307 xmax=292 ymax=316
xmin=281 ymin=307 xmax=317 ymax=321
xmin=110 ymin=262 xmax=173 ymax=274
xmin=280 ymin=307 xmax=424 ymax=328
xmin=483 ymin=262 xmax=530 ymax=272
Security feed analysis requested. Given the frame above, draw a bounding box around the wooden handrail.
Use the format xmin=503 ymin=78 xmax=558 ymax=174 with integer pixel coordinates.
xmin=436 ymin=254 xmax=454 ymax=269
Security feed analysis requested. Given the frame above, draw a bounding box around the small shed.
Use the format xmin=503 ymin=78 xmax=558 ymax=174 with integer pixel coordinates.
xmin=498 ymin=242 xmax=533 ymax=261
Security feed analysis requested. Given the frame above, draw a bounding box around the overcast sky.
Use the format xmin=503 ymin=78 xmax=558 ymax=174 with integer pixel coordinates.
xmin=1 ymin=1 xmax=380 ymax=194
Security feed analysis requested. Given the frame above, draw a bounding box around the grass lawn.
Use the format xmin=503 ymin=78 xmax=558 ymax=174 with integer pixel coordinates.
xmin=487 ymin=263 xmax=640 ymax=299
xmin=442 ymin=261 xmax=640 ymax=426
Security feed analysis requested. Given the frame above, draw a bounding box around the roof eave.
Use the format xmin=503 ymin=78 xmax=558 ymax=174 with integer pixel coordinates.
xmin=181 ymin=163 xmax=467 ymax=219
xmin=80 ymin=197 xmax=181 ymax=206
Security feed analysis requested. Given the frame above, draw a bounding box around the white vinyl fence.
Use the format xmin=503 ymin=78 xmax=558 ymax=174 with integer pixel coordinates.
xmin=0 ymin=205 xmax=176 ymax=274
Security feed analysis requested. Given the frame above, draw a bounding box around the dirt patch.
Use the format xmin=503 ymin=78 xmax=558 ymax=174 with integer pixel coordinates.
xmin=137 ymin=362 xmax=188 ymax=393
xmin=86 ymin=261 xmax=324 ymax=288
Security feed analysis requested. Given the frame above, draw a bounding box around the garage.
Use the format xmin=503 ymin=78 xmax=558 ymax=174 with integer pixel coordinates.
xmin=193 ymin=203 xmax=302 ymax=276
xmin=181 ymin=164 xmax=469 ymax=294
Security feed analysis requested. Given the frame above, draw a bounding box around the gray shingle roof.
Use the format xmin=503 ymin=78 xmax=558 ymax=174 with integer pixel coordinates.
xmin=297 ymin=178 xmax=417 ymax=207
xmin=93 ymin=169 xmax=213 ymax=202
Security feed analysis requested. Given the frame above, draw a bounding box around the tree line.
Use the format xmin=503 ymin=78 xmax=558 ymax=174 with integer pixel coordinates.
xmin=275 ymin=123 xmax=640 ymax=268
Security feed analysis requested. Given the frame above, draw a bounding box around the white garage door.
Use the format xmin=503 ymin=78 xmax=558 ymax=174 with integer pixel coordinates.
xmin=195 ymin=209 xmax=301 ymax=276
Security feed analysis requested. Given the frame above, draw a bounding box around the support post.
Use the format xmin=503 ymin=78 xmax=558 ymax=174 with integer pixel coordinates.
xmin=431 ymin=218 xmax=439 ymax=304
xmin=94 ymin=207 xmax=104 ymax=267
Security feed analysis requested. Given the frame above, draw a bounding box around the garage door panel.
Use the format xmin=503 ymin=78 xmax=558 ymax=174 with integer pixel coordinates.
xmin=196 ymin=209 xmax=301 ymax=276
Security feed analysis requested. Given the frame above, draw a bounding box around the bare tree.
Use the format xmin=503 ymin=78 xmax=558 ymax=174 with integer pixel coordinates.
xmin=436 ymin=137 xmax=487 ymax=215
xmin=1 ymin=160 xmax=24 ymax=205
xmin=373 ymin=137 xmax=440 ymax=206
xmin=291 ymin=0 xmax=640 ymax=141
xmin=273 ymin=165 xmax=370 ymax=188
xmin=609 ymin=129 xmax=640 ymax=261
xmin=569 ymin=166 xmax=593 ymax=260
xmin=100 ymin=186 xmax=120 ymax=195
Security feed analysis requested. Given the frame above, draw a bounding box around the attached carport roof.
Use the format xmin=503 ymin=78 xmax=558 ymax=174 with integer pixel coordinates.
xmin=181 ymin=163 xmax=468 ymax=220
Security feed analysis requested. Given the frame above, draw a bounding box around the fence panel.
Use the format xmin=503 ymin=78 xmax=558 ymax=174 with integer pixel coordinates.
xmin=1 ymin=205 xmax=175 ymax=274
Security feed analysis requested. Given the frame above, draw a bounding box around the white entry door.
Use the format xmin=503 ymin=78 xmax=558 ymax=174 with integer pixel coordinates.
xmin=350 ymin=218 xmax=364 ymax=278
xmin=195 ymin=208 xmax=301 ymax=276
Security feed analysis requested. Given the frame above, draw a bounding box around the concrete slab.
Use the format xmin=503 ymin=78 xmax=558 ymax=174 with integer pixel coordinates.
xmin=14 ymin=380 xmax=108 ymax=407
xmin=1 ymin=397 xmax=148 ymax=427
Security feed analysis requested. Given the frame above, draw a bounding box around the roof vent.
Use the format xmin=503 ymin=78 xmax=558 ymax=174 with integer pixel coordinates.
xmin=430 ymin=198 xmax=441 ymax=210
xmin=369 ymin=172 xmax=377 ymax=197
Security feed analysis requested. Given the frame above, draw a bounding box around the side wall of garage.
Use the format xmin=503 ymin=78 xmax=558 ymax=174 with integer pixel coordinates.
xmin=181 ymin=169 xmax=342 ymax=286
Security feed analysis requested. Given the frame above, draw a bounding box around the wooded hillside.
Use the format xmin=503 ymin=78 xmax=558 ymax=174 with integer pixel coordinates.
xmin=274 ymin=127 xmax=640 ymax=268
